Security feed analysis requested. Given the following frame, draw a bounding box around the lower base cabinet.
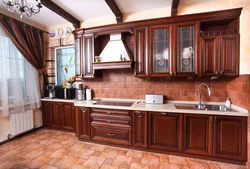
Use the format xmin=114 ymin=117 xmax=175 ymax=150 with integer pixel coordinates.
xmin=42 ymin=101 xmax=75 ymax=132
xmin=72 ymin=107 xmax=247 ymax=164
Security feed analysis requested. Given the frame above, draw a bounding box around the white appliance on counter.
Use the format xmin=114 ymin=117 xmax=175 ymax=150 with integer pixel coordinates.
xmin=145 ymin=94 xmax=163 ymax=104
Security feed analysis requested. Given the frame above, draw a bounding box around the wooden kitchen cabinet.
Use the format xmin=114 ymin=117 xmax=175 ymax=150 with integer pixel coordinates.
xmin=41 ymin=101 xmax=51 ymax=127
xmin=61 ymin=102 xmax=75 ymax=131
xmin=183 ymin=114 xmax=213 ymax=156
xmin=213 ymin=116 xmax=247 ymax=161
xmin=74 ymin=29 xmax=84 ymax=78
xmin=134 ymin=27 xmax=149 ymax=77
xmin=132 ymin=111 xmax=147 ymax=148
xmin=149 ymin=24 xmax=172 ymax=77
xmin=83 ymin=34 xmax=95 ymax=78
xmin=149 ymin=112 xmax=183 ymax=152
xmin=75 ymin=107 xmax=91 ymax=140
xmin=173 ymin=22 xmax=199 ymax=77
xmin=50 ymin=102 xmax=61 ymax=129
xmin=42 ymin=101 xmax=75 ymax=132
xmin=200 ymin=34 xmax=239 ymax=77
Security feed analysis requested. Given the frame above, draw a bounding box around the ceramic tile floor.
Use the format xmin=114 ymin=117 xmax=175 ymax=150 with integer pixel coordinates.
xmin=0 ymin=129 xmax=247 ymax=169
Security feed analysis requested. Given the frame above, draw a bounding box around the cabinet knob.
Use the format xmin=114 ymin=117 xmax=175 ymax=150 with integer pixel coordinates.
xmin=107 ymin=120 xmax=113 ymax=123
xmin=220 ymin=71 xmax=223 ymax=76
xmin=136 ymin=111 xmax=142 ymax=114
xmin=216 ymin=71 xmax=220 ymax=76
xmin=107 ymin=112 xmax=113 ymax=115
xmin=106 ymin=133 xmax=114 ymax=136
xmin=161 ymin=112 xmax=168 ymax=115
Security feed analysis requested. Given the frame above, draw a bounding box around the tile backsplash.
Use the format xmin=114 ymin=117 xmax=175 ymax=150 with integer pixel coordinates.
xmin=82 ymin=69 xmax=230 ymax=102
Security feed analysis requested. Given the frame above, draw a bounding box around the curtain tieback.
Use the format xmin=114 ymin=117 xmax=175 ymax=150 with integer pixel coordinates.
xmin=38 ymin=66 xmax=47 ymax=74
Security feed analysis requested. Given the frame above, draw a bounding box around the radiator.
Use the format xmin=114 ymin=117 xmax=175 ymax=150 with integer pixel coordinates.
xmin=9 ymin=110 xmax=34 ymax=137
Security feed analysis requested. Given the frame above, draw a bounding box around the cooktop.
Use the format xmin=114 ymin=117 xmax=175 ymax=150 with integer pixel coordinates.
xmin=93 ymin=101 xmax=134 ymax=107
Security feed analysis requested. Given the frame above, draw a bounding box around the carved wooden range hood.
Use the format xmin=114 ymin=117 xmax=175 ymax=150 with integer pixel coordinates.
xmin=93 ymin=33 xmax=134 ymax=70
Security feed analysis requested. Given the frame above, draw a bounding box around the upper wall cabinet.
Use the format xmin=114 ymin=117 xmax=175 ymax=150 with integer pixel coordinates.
xmin=73 ymin=8 xmax=242 ymax=79
xmin=200 ymin=18 xmax=239 ymax=77
xmin=149 ymin=24 xmax=172 ymax=77
xmin=173 ymin=22 xmax=199 ymax=77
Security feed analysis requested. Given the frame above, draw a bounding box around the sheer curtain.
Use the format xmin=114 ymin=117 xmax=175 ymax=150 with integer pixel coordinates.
xmin=0 ymin=25 xmax=40 ymax=117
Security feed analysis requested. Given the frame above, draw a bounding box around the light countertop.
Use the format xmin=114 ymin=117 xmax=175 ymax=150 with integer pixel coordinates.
xmin=41 ymin=98 xmax=248 ymax=117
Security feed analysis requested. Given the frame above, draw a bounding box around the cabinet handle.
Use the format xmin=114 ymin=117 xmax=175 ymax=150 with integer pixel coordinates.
xmin=220 ymin=71 xmax=223 ymax=76
xmin=173 ymin=72 xmax=176 ymax=77
xmin=107 ymin=112 xmax=113 ymax=115
xmin=136 ymin=111 xmax=142 ymax=114
xmin=214 ymin=117 xmax=217 ymax=121
xmin=162 ymin=112 xmax=168 ymax=115
xmin=216 ymin=71 xmax=220 ymax=76
xmin=106 ymin=133 xmax=114 ymax=136
xmin=107 ymin=120 xmax=113 ymax=123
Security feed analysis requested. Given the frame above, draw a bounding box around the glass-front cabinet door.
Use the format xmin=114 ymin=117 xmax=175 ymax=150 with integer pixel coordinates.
xmin=173 ymin=22 xmax=199 ymax=77
xmin=149 ymin=24 xmax=172 ymax=77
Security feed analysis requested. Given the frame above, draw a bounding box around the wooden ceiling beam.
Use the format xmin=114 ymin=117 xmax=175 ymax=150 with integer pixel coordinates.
xmin=104 ymin=0 xmax=122 ymax=23
xmin=41 ymin=0 xmax=80 ymax=29
xmin=171 ymin=0 xmax=180 ymax=16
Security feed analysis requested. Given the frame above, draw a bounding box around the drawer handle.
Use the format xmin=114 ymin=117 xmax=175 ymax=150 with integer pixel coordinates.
xmin=162 ymin=113 xmax=168 ymax=115
xmin=107 ymin=112 xmax=113 ymax=115
xmin=106 ymin=133 xmax=114 ymax=136
xmin=136 ymin=111 xmax=142 ymax=114
xmin=107 ymin=120 xmax=113 ymax=123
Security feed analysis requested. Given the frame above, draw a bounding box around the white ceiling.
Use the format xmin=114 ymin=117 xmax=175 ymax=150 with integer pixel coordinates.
xmin=0 ymin=0 xmax=173 ymax=28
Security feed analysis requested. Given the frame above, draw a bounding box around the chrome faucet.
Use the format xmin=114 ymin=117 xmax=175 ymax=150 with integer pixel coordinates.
xmin=198 ymin=83 xmax=211 ymax=110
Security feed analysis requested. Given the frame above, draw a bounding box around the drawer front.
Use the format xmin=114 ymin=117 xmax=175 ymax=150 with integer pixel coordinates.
xmin=91 ymin=125 xmax=131 ymax=146
xmin=91 ymin=116 xmax=131 ymax=127
xmin=91 ymin=108 xmax=131 ymax=118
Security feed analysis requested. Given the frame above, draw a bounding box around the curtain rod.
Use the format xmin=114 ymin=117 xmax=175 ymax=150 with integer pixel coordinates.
xmin=0 ymin=12 xmax=50 ymax=34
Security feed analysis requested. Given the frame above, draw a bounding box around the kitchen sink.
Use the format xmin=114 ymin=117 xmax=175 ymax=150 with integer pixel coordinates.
xmin=174 ymin=103 xmax=237 ymax=112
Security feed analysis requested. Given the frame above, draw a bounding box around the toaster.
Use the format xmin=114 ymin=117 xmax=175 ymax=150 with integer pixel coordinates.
xmin=145 ymin=94 xmax=163 ymax=104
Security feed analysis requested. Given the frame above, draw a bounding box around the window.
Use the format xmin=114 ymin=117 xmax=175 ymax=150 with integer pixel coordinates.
xmin=0 ymin=26 xmax=40 ymax=116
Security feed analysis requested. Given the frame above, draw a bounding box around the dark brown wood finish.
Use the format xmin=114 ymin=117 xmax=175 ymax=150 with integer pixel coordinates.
xmin=132 ymin=111 xmax=147 ymax=148
xmin=148 ymin=112 xmax=183 ymax=152
xmin=61 ymin=103 xmax=75 ymax=131
xmin=74 ymin=29 xmax=84 ymax=78
xmin=41 ymin=0 xmax=80 ymax=29
xmin=75 ymin=107 xmax=90 ymax=139
xmin=220 ymin=34 xmax=239 ymax=76
xmin=104 ymin=0 xmax=122 ymax=23
xmin=213 ymin=116 xmax=247 ymax=161
xmin=173 ymin=21 xmax=200 ymax=77
xmin=171 ymin=0 xmax=180 ymax=16
xmin=41 ymin=101 xmax=50 ymax=127
xmin=134 ymin=27 xmax=149 ymax=77
xmin=83 ymin=34 xmax=95 ymax=78
xmin=50 ymin=102 xmax=61 ymax=128
xmin=183 ymin=114 xmax=213 ymax=156
xmin=149 ymin=24 xmax=173 ymax=77
xmin=200 ymin=36 xmax=219 ymax=76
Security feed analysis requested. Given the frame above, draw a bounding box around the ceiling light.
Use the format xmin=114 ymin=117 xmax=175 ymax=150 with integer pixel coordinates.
xmin=2 ymin=0 xmax=42 ymax=19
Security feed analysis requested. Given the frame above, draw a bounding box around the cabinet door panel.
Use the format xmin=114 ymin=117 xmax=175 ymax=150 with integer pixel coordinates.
xmin=173 ymin=22 xmax=199 ymax=77
xmin=133 ymin=111 xmax=147 ymax=148
xmin=149 ymin=24 xmax=172 ymax=77
xmin=200 ymin=36 xmax=219 ymax=76
xmin=61 ymin=103 xmax=75 ymax=131
xmin=83 ymin=34 xmax=94 ymax=78
xmin=149 ymin=112 xmax=183 ymax=152
xmin=42 ymin=101 xmax=50 ymax=127
xmin=50 ymin=102 xmax=61 ymax=128
xmin=213 ymin=116 xmax=247 ymax=161
xmin=75 ymin=107 xmax=90 ymax=139
xmin=183 ymin=114 xmax=213 ymax=156
xmin=220 ymin=35 xmax=239 ymax=76
xmin=134 ymin=27 xmax=148 ymax=77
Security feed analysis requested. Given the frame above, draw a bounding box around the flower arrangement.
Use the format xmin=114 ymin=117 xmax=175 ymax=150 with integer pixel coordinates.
xmin=66 ymin=76 xmax=76 ymax=88
xmin=95 ymin=56 xmax=101 ymax=62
